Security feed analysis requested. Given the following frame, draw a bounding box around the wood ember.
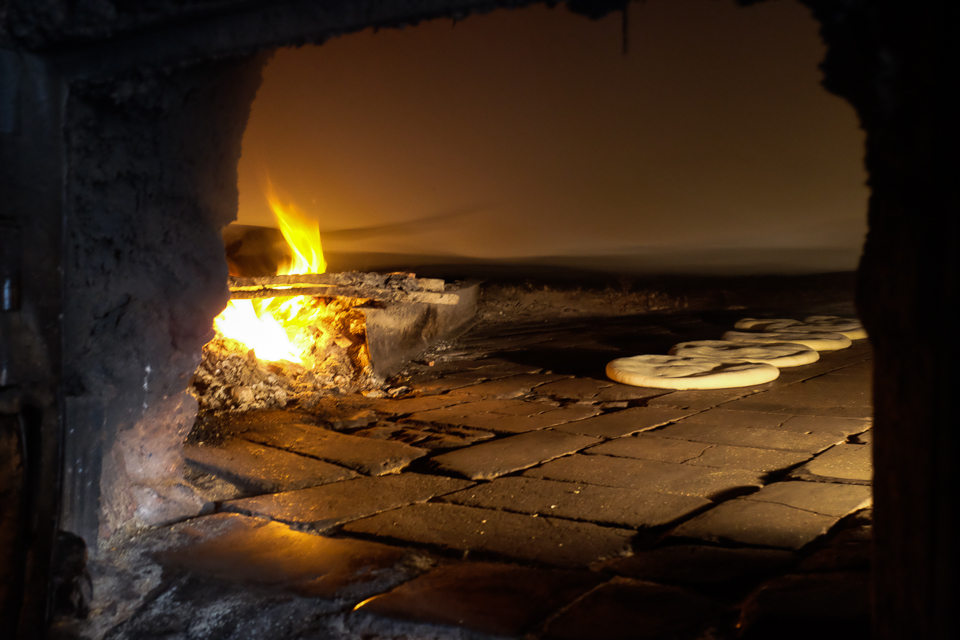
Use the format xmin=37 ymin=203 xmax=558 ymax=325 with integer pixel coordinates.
xmin=189 ymin=298 xmax=383 ymax=413
xmin=228 ymin=272 xmax=459 ymax=305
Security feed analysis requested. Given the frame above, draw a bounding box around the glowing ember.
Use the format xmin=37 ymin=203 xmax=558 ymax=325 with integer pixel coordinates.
xmin=213 ymin=181 xmax=327 ymax=364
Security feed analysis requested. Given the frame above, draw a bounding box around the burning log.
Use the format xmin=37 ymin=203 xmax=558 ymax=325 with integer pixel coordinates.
xmin=228 ymin=272 xmax=459 ymax=305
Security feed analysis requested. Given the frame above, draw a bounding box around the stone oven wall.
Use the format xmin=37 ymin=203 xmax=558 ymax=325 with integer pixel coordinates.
xmin=62 ymin=56 xmax=266 ymax=536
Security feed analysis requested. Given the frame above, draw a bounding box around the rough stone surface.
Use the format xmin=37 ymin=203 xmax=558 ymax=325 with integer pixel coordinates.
xmin=534 ymin=378 xmax=614 ymax=401
xmin=221 ymin=473 xmax=473 ymax=530
xmin=430 ymin=430 xmax=598 ymax=480
xmin=745 ymin=480 xmax=872 ymax=516
xmin=606 ymin=545 xmax=795 ymax=585
xmin=552 ymin=406 xmax=698 ymax=438
xmin=240 ymin=420 xmax=427 ymax=475
xmin=722 ymin=375 xmax=872 ymax=418
xmin=685 ymin=444 xmax=813 ymax=473
xmin=184 ymin=438 xmax=357 ymax=493
xmin=669 ymin=499 xmax=838 ymax=550
xmin=651 ymin=421 xmax=844 ymax=453
xmin=342 ymin=502 xmax=635 ymax=567
xmin=541 ymin=576 xmax=713 ymax=640
xmin=585 ymin=434 xmax=711 ymax=463
xmin=357 ymin=561 xmax=602 ymax=637
xmin=154 ymin=513 xmax=419 ymax=599
xmin=799 ymin=444 xmax=873 ymax=482
xmin=526 ymin=454 xmax=764 ymax=499
xmin=441 ymin=476 xmax=710 ymax=528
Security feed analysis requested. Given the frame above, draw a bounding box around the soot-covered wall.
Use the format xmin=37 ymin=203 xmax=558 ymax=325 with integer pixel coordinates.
xmin=63 ymin=56 xmax=265 ymax=536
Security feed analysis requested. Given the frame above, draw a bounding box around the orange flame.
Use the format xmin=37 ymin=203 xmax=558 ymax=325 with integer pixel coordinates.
xmin=214 ymin=183 xmax=327 ymax=364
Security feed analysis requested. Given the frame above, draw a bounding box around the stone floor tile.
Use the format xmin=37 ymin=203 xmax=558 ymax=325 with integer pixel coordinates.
xmin=240 ymin=421 xmax=427 ymax=476
xmin=552 ymin=406 xmax=698 ymax=438
xmin=775 ymin=415 xmax=871 ymax=439
xmin=431 ymin=430 xmax=599 ymax=480
xmin=669 ymin=499 xmax=838 ymax=550
xmin=541 ymin=576 xmax=712 ymax=640
xmin=441 ymin=476 xmax=710 ymax=528
xmin=673 ymin=407 xmax=790 ymax=429
xmin=738 ymin=572 xmax=870 ymax=637
xmin=347 ymin=422 xmax=495 ymax=450
xmin=585 ymin=434 xmax=711 ymax=463
xmin=685 ymin=444 xmax=813 ymax=473
xmin=342 ymin=502 xmax=634 ymax=567
xmin=221 ymin=473 xmax=473 ymax=530
xmin=534 ymin=378 xmax=614 ymax=401
xmin=525 ymin=454 xmax=764 ymax=500
xmin=594 ymin=384 xmax=668 ymax=402
xmin=606 ymin=545 xmax=795 ymax=585
xmin=155 ymin=513 xmax=416 ymax=599
xmin=721 ymin=376 xmax=872 ymax=418
xmin=799 ymin=444 xmax=873 ymax=482
xmin=445 ymin=375 xmax=565 ymax=399
xmin=355 ymin=561 xmax=602 ymax=637
xmin=651 ymin=421 xmax=844 ymax=453
xmin=473 ymin=360 xmax=548 ymax=376
xmin=184 ymin=438 xmax=358 ymax=493
xmin=489 ymin=399 xmax=561 ymax=416
xmin=367 ymin=394 xmax=473 ymax=415
xmin=743 ymin=480 xmax=872 ymax=517
xmin=646 ymin=388 xmax=761 ymax=411
xmin=850 ymin=429 xmax=872 ymax=444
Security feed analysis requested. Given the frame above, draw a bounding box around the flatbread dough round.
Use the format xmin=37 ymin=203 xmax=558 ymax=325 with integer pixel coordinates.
xmin=668 ymin=340 xmax=820 ymax=368
xmin=800 ymin=316 xmax=867 ymax=340
xmin=734 ymin=318 xmax=802 ymax=332
xmin=606 ymin=354 xmax=780 ymax=390
xmin=722 ymin=330 xmax=852 ymax=351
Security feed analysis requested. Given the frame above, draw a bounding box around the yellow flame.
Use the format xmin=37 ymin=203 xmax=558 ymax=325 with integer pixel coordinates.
xmin=213 ymin=182 xmax=327 ymax=364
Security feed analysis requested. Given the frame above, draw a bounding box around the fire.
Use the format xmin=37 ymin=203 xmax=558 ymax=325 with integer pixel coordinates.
xmin=213 ymin=183 xmax=327 ymax=364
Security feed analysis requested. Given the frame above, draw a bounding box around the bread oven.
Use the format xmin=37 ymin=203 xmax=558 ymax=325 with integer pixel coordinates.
xmin=0 ymin=1 xmax=955 ymax=639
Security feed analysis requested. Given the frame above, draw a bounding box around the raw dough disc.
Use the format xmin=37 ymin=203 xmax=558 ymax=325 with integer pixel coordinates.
xmin=801 ymin=316 xmax=867 ymax=340
xmin=668 ymin=340 xmax=820 ymax=368
xmin=734 ymin=318 xmax=802 ymax=332
xmin=605 ymin=354 xmax=780 ymax=390
xmin=722 ymin=330 xmax=852 ymax=351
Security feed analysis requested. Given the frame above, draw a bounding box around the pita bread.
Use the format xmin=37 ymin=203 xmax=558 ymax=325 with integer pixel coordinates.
xmin=722 ymin=330 xmax=852 ymax=351
xmin=800 ymin=316 xmax=867 ymax=340
xmin=606 ymin=354 xmax=780 ymax=390
xmin=734 ymin=318 xmax=802 ymax=332
xmin=669 ymin=340 xmax=820 ymax=368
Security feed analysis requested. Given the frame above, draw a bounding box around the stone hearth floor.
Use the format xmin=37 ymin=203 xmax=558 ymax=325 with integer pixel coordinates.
xmin=81 ymin=306 xmax=873 ymax=640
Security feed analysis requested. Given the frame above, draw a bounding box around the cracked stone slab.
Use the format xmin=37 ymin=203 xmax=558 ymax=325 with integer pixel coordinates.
xmin=184 ymin=438 xmax=358 ymax=493
xmin=605 ymin=545 xmax=795 ymax=585
xmin=594 ymin=384 xmax=667 ymax=402
xmin=430 ymin=430 xmax=599 ymax=480
xmin=367 ymin=394 xmax=473 ymax=415
xmin=651 ymin=421 xmax=844 ymax=453
xmin=685 ymin=444 xmax=814 ymax=473
xmin=541 ymin=576 xmax=712 ymax=640
xmin=444 ymin=375 xmax=565 ymax=399
xmin=525 ymin=454 xmax=763 ymax=500
xmin=738 ymin=572 xmax=871 ymax=634
xmin=154 ymin=513 xmax=417 ymax=600
xmin=347 ymin=422 xmax=495 ymax=450
xmin=721 ymin=375 xmax=872 ymax=418
xmin=221 ymin=473 xmax=473 ymax=530
xmin=745 ymin=480 xmax=872 ymax=516
xmin=342 ymin=502 xmax=634 ymax=567
xmin=553 ymin=407 xmax=698 ymax=438
xmin=355 ymin=561 xmax=602 ymax=637
xmin=668 ymin=499 xmax=839 ymax=550
xmin=667 ymin=407 xmax=789 ymax=430
xmin=585 ymin=434 xmax=711 ymax=463
xmin=774 ymin=415 xmax=871 ymax=439
xmin=534 ymin=378 xmax=614 ymax=401
xmin=240 ymin=421 xmax=427 ymax=476
xmin=646 ymin=388 xmax=760 ymax=411
xmin=796 ymin=444 xmax=873 ymax=482
xmin=407 ymin=402 xmax=601 ymax=434
xmin=441 ymin=476 xmax=710 ymax=529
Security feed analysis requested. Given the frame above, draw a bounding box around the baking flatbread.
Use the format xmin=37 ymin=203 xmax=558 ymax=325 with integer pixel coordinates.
xmin=734 ymin=318 xmax=802 ymax=332
xmin=606 ymin=354 xmax=780 ymax=390
xmin=669 ymin=340 xmax=820 ymax=368
xmin=800 ymin=316 xmax=867 ymax=340
xmin=722 ymin=330 xmax=852 ymax=351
